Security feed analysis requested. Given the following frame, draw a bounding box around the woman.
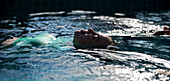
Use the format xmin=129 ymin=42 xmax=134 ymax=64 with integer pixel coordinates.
xmin=1 ymin=28 xmax=115 ymax=49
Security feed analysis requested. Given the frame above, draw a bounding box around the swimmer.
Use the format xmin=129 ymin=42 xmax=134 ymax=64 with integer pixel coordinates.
xmin=2 ymin=27 xmax=169 ymax=49
xmin=73 ymin=28 xmax=115 ymax=49
xmin=153 ymin=27 xmax=170 ymax=35
xmin=1 ymin=28 xmax=115 ymax=49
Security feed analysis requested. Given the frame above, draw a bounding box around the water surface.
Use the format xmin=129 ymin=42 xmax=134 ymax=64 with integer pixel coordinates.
xmin=0 ymin=10 xmax=170 ymax=81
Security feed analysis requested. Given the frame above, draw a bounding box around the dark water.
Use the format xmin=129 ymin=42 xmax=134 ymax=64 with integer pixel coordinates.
xmin=0 ymin=10 xmax=170 ymax=81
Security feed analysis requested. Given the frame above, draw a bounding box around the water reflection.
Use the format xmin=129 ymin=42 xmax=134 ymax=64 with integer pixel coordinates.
xmin=0 ymin=10 xmax=170 ymax=81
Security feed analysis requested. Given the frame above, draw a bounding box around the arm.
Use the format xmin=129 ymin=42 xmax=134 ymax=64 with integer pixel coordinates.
xmin=1 ymin=37 xmax=18 ymax=46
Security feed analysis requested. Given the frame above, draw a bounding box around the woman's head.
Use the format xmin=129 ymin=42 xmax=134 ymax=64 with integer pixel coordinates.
xmin=73 ymin=28 xmax=114 ymax=49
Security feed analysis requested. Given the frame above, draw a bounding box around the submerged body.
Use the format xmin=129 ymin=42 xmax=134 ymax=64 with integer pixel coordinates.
xmin=2 ymin=29 xmax=115 ymax=49
xmin=2 ymin=27 xmax=169 ymax=49
xmin=1 ymin=33 xmax=67 ymax=48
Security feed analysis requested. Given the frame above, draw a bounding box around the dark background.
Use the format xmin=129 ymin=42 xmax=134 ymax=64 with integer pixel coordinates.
xmin=0 ymin=0 xmax=169 ymax=19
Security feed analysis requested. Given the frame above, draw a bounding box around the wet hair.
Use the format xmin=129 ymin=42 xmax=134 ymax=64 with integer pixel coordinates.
xmin=73 ymin=42 xmax=119 ymax=51
xmin=73 ymin=42 xmax=109 ymax=49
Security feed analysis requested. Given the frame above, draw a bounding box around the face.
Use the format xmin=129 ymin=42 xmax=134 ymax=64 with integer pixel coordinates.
xmin=73 ymin=28 xmax=113 ymax=47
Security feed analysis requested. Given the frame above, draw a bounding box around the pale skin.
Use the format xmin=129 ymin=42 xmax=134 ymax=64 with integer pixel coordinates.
xmin=1 ymin=37 xmax=18 ymax=46
xmin=2 ymin=27 xmax=169 ymax=48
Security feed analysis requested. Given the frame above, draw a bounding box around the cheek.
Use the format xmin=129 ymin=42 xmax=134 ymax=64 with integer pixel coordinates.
xmin=81 ymin=34 xmax=92 ymax=39
xmin=78 ymin=35 xmax=94 ymax=43
xmin=80 ymin=36 xmax=91 ymax=41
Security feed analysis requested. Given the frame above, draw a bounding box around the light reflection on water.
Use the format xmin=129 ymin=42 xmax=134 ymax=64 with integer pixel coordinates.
xmin=0 ymin=10 xmax=170 ymax=81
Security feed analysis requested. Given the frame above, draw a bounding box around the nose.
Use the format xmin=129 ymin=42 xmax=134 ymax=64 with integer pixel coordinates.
xmin=88 ymin=28 xmax=97 ymax=35
xmin=88 ymin=28 xmax=93 ymax=32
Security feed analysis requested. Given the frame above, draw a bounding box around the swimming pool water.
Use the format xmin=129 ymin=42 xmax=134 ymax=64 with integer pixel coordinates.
xmin=0 ymin=10 xmax=170 ymax=81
